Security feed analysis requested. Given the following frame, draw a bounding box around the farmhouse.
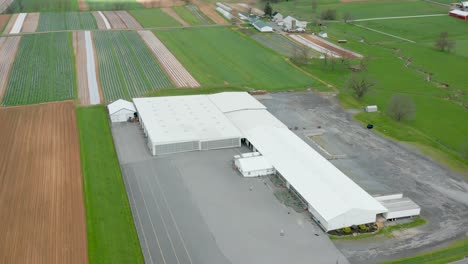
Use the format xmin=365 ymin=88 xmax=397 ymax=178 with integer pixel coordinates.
xmin=282 ymin=16 xmax=307 ymax=32
xmin=131 ymin=92 xmax=399 ymax=231
xmin=449 ymin=9 xmax=468 ymax=20
xmin=251 ymin=20 xmax=273 ymax=32
xmin=107 ymin=99 xmax=136 ymax=122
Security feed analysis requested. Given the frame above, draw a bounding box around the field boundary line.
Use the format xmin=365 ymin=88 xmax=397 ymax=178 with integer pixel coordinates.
xmin=422 ymin=0 xmax=450 ymax=7
xmin=352 ymin=24 xmax=416 ymax=43
xmin=352 ymin=13 xmax=447 ymax=22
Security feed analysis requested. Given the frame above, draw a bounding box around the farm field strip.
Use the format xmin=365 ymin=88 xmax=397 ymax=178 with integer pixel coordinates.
xmin=93 ymin=11 xmax=110 ymax=29
xmin=0 ymin=14 xmax=10 ymax=33
xmin=2 ymin=32 xmax=76 ymax=105
xmin=155 ymin=27 xmax=315 ymax=89
xmin=21 ymin=12 xmax=39 ymax=32
xmin=115 ymin=10 xmax=142 ymax=29
xmin=302 ymin=34 xmax=363 ymax=58
xmin=173 ymin=5 xmax=212 ymax=25
xmin=10 ymin=13 xmax=26 ymax=34
xmin=2 ymin=13 xmax=17 ymax=34
xmin=139 ymin=30 xmax=199 ymax=87
xmin=0 ymin=36 xmax=20 ymax=100
xmin=103 ymin=11 xmax=126 ymax=29
xmin=251 ymin=33 xmax=318 ymax=58
xmin=191 ymin=0 xmax=226 ymax=24
xmin=0 ymin=102 xmax=88 ymax=264
xmin=94 ymin=31 xmax=172 ymax=102
xmin=289 ymin=34 xmax=341 ymax=58
xmin=36 ymin=12 xmax=97 ymax=32
xmin=161 ymin=7 xmax=188 ymax=26
xmin=73 ymin=31 xmax=101 ymax=105
xmin=186 ymin=4 xmax=213 ymax=24
xmin=0 ymin=0 xmax=14 ymax=13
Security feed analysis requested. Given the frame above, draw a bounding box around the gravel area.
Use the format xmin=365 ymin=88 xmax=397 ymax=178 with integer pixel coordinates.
xmin=258 ymin=91 xmax=468 ymax=263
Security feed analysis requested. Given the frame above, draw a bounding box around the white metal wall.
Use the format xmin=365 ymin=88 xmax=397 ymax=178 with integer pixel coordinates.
xmin=155 ymin=141 xmax=199 ymax=155
xmin=200 ymin=138 xmax=240 ymax=151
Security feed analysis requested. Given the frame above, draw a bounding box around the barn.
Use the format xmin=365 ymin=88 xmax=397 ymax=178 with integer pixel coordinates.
xmin=252 ymin=20 xmax=273 ymax=32
xmin=133 ymin=96 xmax=242 ymax=155
xmin=234 ymin=152 xmax=275 ymax=177
xmin=107 ymin=99 xmax=136 ymax=123
xmin=449 ymin=9 xmax=468 ymax=20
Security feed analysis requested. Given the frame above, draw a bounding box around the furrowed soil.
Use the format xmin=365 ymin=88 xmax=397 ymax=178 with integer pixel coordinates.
xmin=0 ymin=101 xmax=88 ymax=264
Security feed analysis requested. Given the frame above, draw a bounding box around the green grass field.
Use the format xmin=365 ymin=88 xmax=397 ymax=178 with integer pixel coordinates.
xmin=129 ymin=8 xmax=182 ymax=27
xmin=36 ymin=12 xmax=97 ymax=32
xmin=295 ymin=20 xmax=468 ymax=170
xmin=380 ymin=238 xmax=468 ymax=264
xmin=2 ymin=32 xmax=76 ymax=106
xmin=155 ymin=27 xmax=316 ymax=90
xmin=6 ymin=0 xmax=78 ymax=12
xmin=172 ymin=5 xmax=212 ymax=25
xmin=76 ymin=106 xmax=144 ymax=264
xmin=93 ymin=31 xmax=173 ymax=102
xmin=86 ymin=0 xmax=143 ymax=11
xmin=269 ymin=0 xmax=447 ymax=21
xmin=251 ymin=32 xmax=320 ymax=58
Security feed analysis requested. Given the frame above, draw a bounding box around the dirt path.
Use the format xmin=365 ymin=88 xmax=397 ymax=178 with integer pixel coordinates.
xmin=161 ymin=7 xmax=189 ymax=26
xmin=302 ymin=34 xmax=362 ymax=58
xmin=0 ymin=102 xmax=88 ymax=264
xmin=191 ymin=0 xmax=227 ymax=24
xmin=21 ymin=13 xmax=40 ymax=33
xmin=73 ymin=31 xmax=90 ymax=105
xmin=353 ymin=23 xmax=415 ymax=43
xmin=78 ymin=0 xmax=89 ymax=11
xmin=352 ymin=13 xmax=446 ymax=22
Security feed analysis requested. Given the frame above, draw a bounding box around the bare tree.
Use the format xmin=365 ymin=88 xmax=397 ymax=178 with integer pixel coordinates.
xmin=435 ymin=32 xmax=455 ymax=52
xmin=320 ymin=9 xmax=337 ymax=20
xmin=343 ymin=12 xmax=353 ymax=23
xmin=346 ymin=74 xmax=375 ymax=99
xmin=387 ymin=94 xmax=416 ymax=122
xmin=291 ymin=45 xmax=309 ymax=65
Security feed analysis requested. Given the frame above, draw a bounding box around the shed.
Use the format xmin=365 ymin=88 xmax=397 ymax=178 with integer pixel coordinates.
xmin=107 ymin=99 xmax=136 ymax=123
xmin=234 ymin=153 xmax=275 ymax=177
xmin=318 ymin=32 xmax=328 ymax=38
xmin=252 ymin=20 xmax=273 ymax=32
xmin=272 ymin=13 xmax=283 ymax=22
xmin=449 ymin=9 xmax=468 ymax=20
xmin=365 ymin=105 xmax=378 ymax=112
xmin=375 ymin=194 xmax=421 ymax=220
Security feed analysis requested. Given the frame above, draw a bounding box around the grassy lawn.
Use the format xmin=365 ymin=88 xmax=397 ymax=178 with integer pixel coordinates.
xmin=6 ymin=0 xmax=78 ymax=12
xmin=129 ymin=8 xmax=182 ymax=27
xmin=330 ymin=217 xmax=427 ymax=240
xmin=293 ymin=21 xmax=468 ymax=171
xmin=77 ymin=106 xmax=144 ymax=264
xmin=86 ymin=0 xmax=143 ymax=11
xmin=155 ymin=27 xmax=317 ymax=90
xmin=380 ymin=238 xmax=468 ymax=264
xmin=269 ymin=0 xmax=447 ymax=21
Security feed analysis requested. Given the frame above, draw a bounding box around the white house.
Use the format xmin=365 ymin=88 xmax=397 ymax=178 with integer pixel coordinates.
xmin=252 ymin=20 xmax=273 ymax=32
xmin=107 ymin=99 xmax=136 ymax=123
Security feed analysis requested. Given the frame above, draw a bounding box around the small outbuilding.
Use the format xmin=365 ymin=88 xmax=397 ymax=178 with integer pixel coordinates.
xmin=365 ymin=105 xmax=378 ymax=112
xmin=449 ymin=9 xmax=468 ymax=20
xmin=252 ymin=20 xmax=273 ymax=32
xmin=234 ymin=152 xmax=275 ymax=177
xmin=318 ymin=32 xmax=328 ymax=38
xmin=107 ymin=99 xmax=136 ymax=123
xmin=375 ymin=194 xmax=421 ymax=220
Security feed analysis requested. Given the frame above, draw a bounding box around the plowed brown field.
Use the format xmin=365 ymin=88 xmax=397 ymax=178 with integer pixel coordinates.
xmin=0 ymin=101 xmax=88 ymax=264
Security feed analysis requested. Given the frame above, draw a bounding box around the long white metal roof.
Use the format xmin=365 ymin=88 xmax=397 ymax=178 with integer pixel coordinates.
xmin=210 ymin=93 xmax=387 ymax=224
xmin=133 ymin=96 xmax=242 ymax=145
xmin=107 ymin=99 xmax=136 ymax=115
xmin=208 ymin=92 xmax=267 ymax=113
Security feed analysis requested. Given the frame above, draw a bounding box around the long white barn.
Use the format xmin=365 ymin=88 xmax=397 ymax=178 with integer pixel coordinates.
xmin=133 ymin=92 xmax=388 ymax=231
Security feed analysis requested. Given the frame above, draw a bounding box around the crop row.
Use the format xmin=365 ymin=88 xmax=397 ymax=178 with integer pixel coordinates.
xmin=2 ymin=32 xmax=76 ymax=105
xmin=93 ymin=31 xmax=172 ymax=102
xmin=36 ymin=12 xmax=96 ymax=32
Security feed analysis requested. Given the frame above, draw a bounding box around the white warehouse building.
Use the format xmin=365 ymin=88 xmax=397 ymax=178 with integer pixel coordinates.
xmin=132 ymin=92 xmax=391 ymax=231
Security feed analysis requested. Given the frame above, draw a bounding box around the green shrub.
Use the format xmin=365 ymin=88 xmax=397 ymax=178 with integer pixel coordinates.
xmin=342 ymin=227 xmax=352 ymax=234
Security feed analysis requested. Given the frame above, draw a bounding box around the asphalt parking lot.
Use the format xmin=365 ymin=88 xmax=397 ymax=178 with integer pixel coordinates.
xmin=112 ymin=123 xmax=348 ymax=264
xmin=257 ymin=92 xmax=468 ymax=263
